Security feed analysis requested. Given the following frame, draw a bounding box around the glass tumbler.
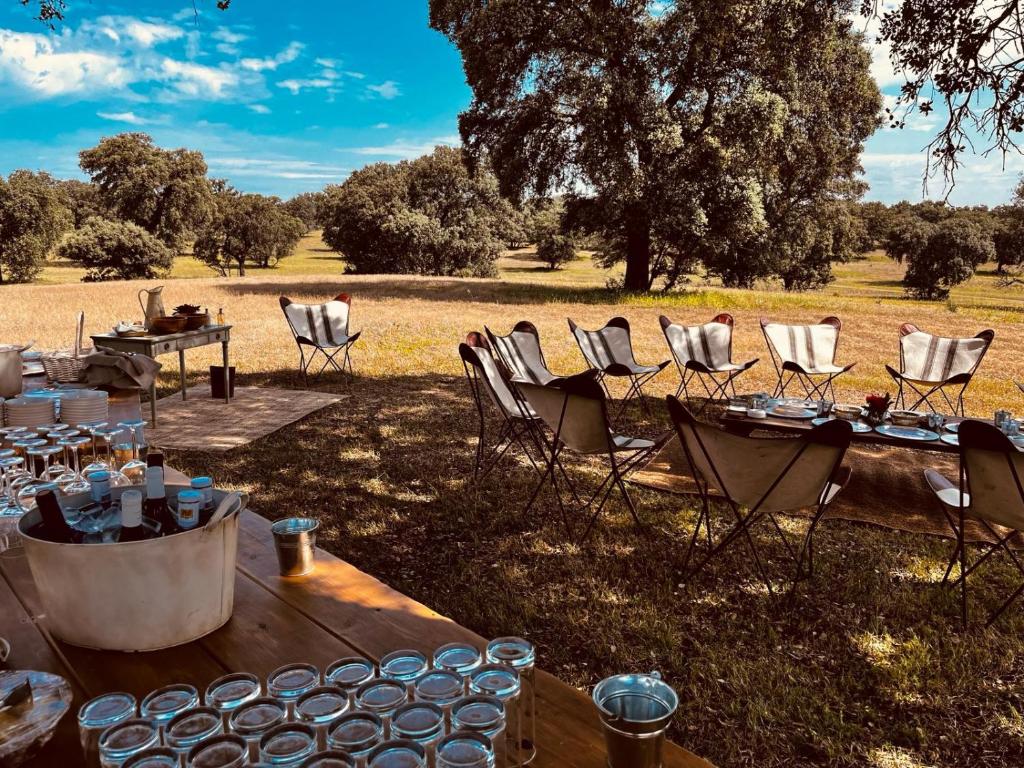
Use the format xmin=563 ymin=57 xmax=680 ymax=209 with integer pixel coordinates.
xmin=379 ymin=650 xmax=428 ymax=693
xmin=412 ymin=670 xmax=464 ymax=718
xmin=98 ymin=718 xmax=160 ymax=768
xmin=140 ymin=683 xmax=199 ymax=738
xmin=267 ymin=662 xmax=321 ymax=718
xmin=79 ymin=691 xmax=137 ymax=768
xmin=389 ymin=702 xmax=444 ymax=762
xmin=259 ymin=722 xmax=318 ymax=766
xmin=435 ymin=731 xmax=495 ymax=768
xmin=452 ymin=695 xmax=506 ymax=768
xmin=432 ymin=643 xmax=482 ymax=690
xmin=325 ymin=657 xmax=376 ymax=708
xmin=366 ymin=739 xmax=426 ymax=768
xmin=185 ymin=734 xmax=249 ymax=768
xmin=205 ymin=672 xmax=262 ymax=729
xmin=295 ymin=685 xmax=350 ymax=750
xmin=327 ymin=711 xmax=384 ymax=766
xmin=122 ymin=747 xmax=180 ymax=768
xmin=486 ymin=638 xmax=535 ymax=766
xmin=228 ymin=696 xmax=287 ymax=762
xmin=301 ymin=750 xmax=357 ymax=767
xmin=166 ymin=706 xmax=224 ymax=764
xmin=468 ymin=666 xmax=521 ymax=768
xmin=355 ymin=679 xmax=409 ymax=737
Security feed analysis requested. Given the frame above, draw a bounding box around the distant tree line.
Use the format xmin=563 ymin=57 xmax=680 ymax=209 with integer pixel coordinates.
xmin=0 ymin=132 xmax=308 ymax=283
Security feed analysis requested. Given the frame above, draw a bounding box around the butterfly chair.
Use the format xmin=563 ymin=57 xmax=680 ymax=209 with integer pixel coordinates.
xmin=666 ymin=396 xmax=853 ymax=592
xmin=659 ymin=314 xmax=758 ymax=415
xmin=459 ymin=332 xmax=544 ymax=480
xmin=885 ymin=324 xmax=994 ymax=416
xmin=923 ymin=468 xmax=972 ymax=587
xmin=760 ymin=317 xmax=855 ymax=400
xmin=939 ymin=420 xmax=1024 ymax=628
xmin=485 ymin=321 xmax=564 ymax=385
xmin=516 ymin=370 xmax=671 ymax=543
xmin=568 ymin=317 xmax=669 ymax=419
xmin=279 ymin=293 xmax=360 ymax=385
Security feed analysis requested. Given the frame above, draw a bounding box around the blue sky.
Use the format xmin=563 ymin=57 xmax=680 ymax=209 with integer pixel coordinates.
xmin=0 ymin=1 xmax=1020 ymax=206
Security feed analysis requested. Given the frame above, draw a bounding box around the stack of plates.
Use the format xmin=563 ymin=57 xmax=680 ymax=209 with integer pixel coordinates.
xmin=3 ymin=396 xmax=56 ymax=428
xmin=57 ymin=390 xmax=109 ymax=426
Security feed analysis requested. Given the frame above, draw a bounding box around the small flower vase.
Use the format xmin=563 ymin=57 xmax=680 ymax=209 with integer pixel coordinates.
xmin=865 ymin=408 xmax=886 ymax=427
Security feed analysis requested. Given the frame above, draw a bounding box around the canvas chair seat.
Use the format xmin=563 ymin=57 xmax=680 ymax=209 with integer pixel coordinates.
xmin=486 ymin=322 xmax=563 ymax=386
xmin=280 ymin=293 xmax=359 ymax=384
xmin=760 ymin=317 xmax=853 ymax=400
xmin=612 ymin=434 xmax=655 ymax=452
xmin=784 ymin=361 xmax=846 ymax=375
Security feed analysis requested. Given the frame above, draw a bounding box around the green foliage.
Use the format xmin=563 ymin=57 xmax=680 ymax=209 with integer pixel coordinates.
xmin=193 ymin=190 xmax=306 ymax=277
xmin=537 ymin=234 xmax=576 ymax=270
xmin=0 ymin=170 xmax=72 ymax=283
xmin=78 ymin=132 xmax=214 ymax=250
xmin=993 ymin=178 xmax=1024 ymax=273
xmin=57 ymin=216 xmax=173 ymax=282
xmin=57 ymin=179 xmax=104 ymax=228
xmin=901 ymin=217 xmax=995 ymax=300
xmin=884 ymin=214 xmax=933 ymax=265
xmin=320 ymin=146 xmax=503 ymax=278
xmin=282 ymin=192 xmax=324 ymax=232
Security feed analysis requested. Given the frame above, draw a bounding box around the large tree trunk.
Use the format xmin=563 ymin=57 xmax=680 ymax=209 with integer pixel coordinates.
xmin=623 ymin=208 xmax=651 ymax=291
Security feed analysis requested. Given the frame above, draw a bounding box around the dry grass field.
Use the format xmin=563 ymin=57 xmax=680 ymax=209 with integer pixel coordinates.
xmin=5 ymin=236 xmax=1024 ymax=767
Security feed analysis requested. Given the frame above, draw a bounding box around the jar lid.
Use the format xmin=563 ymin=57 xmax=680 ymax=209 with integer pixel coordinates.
xmin=78 ymin=691 xmax=135 ymax=728
xmin=485 ymin=637 xmax=535 ymax=669
xmin=191 ymin=476 xmax=213 ymax=488
xmin=468 ymin=665 xmax=520 ymax=700
xmin=177 ymin=490 xmax=203 ymax=503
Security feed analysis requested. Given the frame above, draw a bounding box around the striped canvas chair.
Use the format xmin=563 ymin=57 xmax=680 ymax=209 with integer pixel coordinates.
xmin=568 ymin=316 xmax=669 ymax=418
xmin=459 ymin=332 xmax=543 ymax=480
xmin=485 ymin=321 xmax=564 ymax=385
xmin=279 ymin=293 xmax=361 ymax=384
xmin=886 ymin=324 xmax=994 ymax=416
xmin=659 ymin=313 xmax=757 ymax=414
xmin=760 ymin=317 xmax=854 ymax=400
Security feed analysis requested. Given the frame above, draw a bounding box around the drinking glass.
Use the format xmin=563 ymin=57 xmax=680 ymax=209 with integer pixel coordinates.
xmin=433 ymin=643 xmax=482 ymax=687
xmin=78 ymin=691 xmax=137 ymax=768
xmin=96 ymin=427 xmax=131 ymax=486
xmin=413 ymin=670 xmax=464 ymax=715
xmin=452 ymin=696 xmax=506 ymax=768
xmin=267 ymin=662 xmax=321 ymax=717
xmin=98 ymin=718 xmax=160 ymax=768
xmin=0 ymin=454 xmax=25 ymax=517
xmin=366 ymin=739 xmax=426 ymax=768
xmin=300 ymin=750 xmax=356 ymax=767
xmin=118 ymin=420 xmax=149 ymax=483
xmin=185 ymin=734 xmax=248 ymax=768
xmin=140 ymin=684 xmax=200 ymax=737
xmin=57 ymin=435 xmax=92 ymax=495
xmin=45 ymin=429 xmax=76 ymax=479
xmin=295 ymin=686 xmax=350 ymax=750
xmin=17 ymin=447 xmax=62 ymax=509
xmin=816 ymin=400 xmax=833 ymax=417
xmin=0 ymin=426 xmax=31 ymax=449
xmin=380 ymin=650 xmax=428 ymax=692
xmin=258 ymin=722 xmax=318 ymax=766
xmin=927 ymin=412 xmax=945 ymax=431
xmin=325 ymin=657 xmax=376 ymax=708
xmin=79 ymin=421 xmax=110 ymax=474
xmin=390 ymin=703 xmax=444 ymax=762
xmin=435 ymin=732 xmax=495 ymax=768
xmin=165 ymin=707 xmax=224 ymax=764
xmin=205 ymin=672 xmax=262 ymax=729
xmin=228 ymin=697 xmax=287 ymax=761
xmin=327 ymin=711 xmax=384 ymax=765
xmin=486 ymin=638 xmax=535 ymax=766
xmin=355 ymin=679 xmax=409 ymax=736
xmin=468 ymin=666 xmax=521 ymax=768
xmin=122 ymin=747 xmax=179 ymax=768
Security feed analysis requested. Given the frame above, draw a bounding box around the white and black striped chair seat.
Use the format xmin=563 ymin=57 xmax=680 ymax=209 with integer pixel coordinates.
xmin=465 ymin=344 xmax=538 ymax=420
xmin=283 ymin=300 xmax=352 ymax=348
xmin=489 ymin=330 xmax=558 ymax=385
xmin=763 ymin=322 xmax=843 ymax=374
xmin=572 ymin=324 xmax=654 ymax=374
xmin=900 ymin=331 xmax=989 ymax=384
xmin=664 ymin=320 xmax=742 ymax=372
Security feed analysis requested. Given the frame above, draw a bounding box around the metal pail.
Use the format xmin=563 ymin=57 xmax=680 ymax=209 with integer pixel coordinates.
xmin=593 ymin=671 xmax=679 ymax=768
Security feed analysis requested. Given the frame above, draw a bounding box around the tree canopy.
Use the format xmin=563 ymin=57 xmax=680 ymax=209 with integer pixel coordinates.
xmin=0 ymin=170 xmax=71 ymax=283
xmin=58 ymin=217 xmax=174 ymax=282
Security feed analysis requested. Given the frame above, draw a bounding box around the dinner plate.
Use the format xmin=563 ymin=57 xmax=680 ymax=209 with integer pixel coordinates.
xmin=768 ymin=405 xmax=817 ymax=419
xmin=944 ymin=422 xmax=960 ymax=433
xmin=875 ymin=424 xmax=940 ymax=442
xmin=0 ymin=670 xmax=72 ymax=764
xmin=21 ymin=362 xmax=44 ymax=376
xmin=777 ymin=398 xmax=817 ymax=409
xmin=811 ymin=417 xmax=872 ymax=433
xmin=940 ymin=433 xmax=959 ymax=446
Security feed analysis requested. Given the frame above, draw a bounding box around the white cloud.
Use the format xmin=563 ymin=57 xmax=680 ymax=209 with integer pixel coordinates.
xmin=248 ymin=104 xmax=271 ymax=114
xmin=98 ymin=111 xmax=153 ymax=125
xmin=277 ymin=78 xmax=333 ymax=95
xmin=0 ymin=29 xmax=131 ymax=97
xmin=240 ymin=41 xmax=303 ymax=72
xmin=160 ymin=58 xmax=238 ymax=98
xmin=346 ymin=136 xmax=461 ymax=160
xmin=208 ymin=156 xmax=349 ymax=180
xmin=314 ymin=57 xmax=339 ymax=68
xmin=366 ymin=80 xmax=400 ymax=99
xmin=213 ymin=29 xmax=248 ymax=45
xmin=122 ymin=20 xmax=184 ymax=48
xmin=374 ymin=122 xmax=390 ymax=129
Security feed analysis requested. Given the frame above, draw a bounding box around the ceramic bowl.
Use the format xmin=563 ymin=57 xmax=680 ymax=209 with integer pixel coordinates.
xmin=833 ymin=404 xmax=862 ymax=421
xmin=889 ymin=410 xmax=922 ymax=427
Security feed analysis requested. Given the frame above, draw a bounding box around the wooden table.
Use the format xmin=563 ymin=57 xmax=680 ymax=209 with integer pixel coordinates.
xmin=0 ymin=511 xmax=713 ymax=768
xmin=721 ymin=410 xmax=966 ymax=454
xmin=91 ymin=326 xmax=232 ymax=426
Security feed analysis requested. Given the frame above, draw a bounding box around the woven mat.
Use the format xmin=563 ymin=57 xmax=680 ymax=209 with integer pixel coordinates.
xmin=630 ymin=436 xmax=1022 ymax=548
xmin=148 ymin=385 xmax=345 ymax=452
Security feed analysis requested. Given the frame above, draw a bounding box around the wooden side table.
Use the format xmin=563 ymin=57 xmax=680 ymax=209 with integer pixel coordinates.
xmin=91 ymin=325 xmax=232 ymax=426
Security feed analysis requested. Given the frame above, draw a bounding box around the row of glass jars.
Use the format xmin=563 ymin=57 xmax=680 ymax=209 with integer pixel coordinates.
xmin=79 ymin=638 xmax=536 ymax=768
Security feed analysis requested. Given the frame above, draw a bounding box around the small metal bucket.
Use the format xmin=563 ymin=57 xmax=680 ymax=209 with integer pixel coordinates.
xmin=593 ymin=671 xmax=678 ymax=768
xmin=271 ymin=517 xmax=319 ymax=576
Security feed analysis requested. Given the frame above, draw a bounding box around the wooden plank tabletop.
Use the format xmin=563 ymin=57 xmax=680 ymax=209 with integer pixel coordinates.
xmin=0 ymin=510 xmax=713 ymax=768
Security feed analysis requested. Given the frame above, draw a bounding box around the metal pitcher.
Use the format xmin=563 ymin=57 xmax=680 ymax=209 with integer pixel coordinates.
xmin=138 ymin=286 xmax=166 ymax=330
xmin=593 ymin=671 xmax=679 ymax=768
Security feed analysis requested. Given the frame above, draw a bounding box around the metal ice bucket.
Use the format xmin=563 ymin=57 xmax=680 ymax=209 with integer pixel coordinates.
xmin=593 ymin=671 xmax=679 ymax=768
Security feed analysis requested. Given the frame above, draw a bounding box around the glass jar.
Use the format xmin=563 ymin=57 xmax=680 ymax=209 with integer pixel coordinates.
xmin=175 ymin=489 xmax=203 ymax=530
xmin=435 ymin=732 xmax=494 ymax=768
xmin=229 ymin=696 xmax=288 ymax=761
xmin=186 ymin=734 xmax=249 ymax=768
xmin=432 ymin=643 xmax=482 ymax=685
xmin=140 ymin=683 xmax=200 ymax=735
xmin=295 ymin=686 xmax=350 ymax=750
xmin=354 ymin=679 xmax=408 ymax=735
xmin=205 ymin=672 xmax=262 ymax=729
xmin=451 ymin=696 xmax=506 ymax=768
xmin=412 ymin=670 xmax=464 ymax=715
xmin=325 ymin=657 xmax=376 ymax=708
xmin=268 ymin=663 xmax=321 ymax=717
xmin=389 ymin=703 xmax=444 ymax=761
xmin=191 ymin=476 xmax=215 ymax=516
xmin=166 ymin=706 xmax=224 ymax=763
xmin=379 ymin=650 xmax=428 ymax=691
xmin=122 ymin=747 xmax=179 ymax=768
xmin=366 ymin=739 xmax=426 ymax=768
xmin=98 ymin=718 xmax=160 ymax=768
xmin=259 ymin=722 xmax=318 ymax=766
xmin=468 ymin=666 xmax=520 ymax=768
xmin=326 ymin=711 xmax=384 ymax=765
xmin=486 ymin=638 xmax=535 ymax=766
xmin=79 ymin=691 xmax=137 ymax=767
xmin=299 ymin=750 xmax=357 ymax=767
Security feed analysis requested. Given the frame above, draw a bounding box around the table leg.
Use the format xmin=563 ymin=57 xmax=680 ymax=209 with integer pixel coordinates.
xmin=179 ymin=349 xmax=187 ymax=400
xmin=150 ymin=381 xmax=158 ymax=427
xmin=222 ymin=340 xmax=230 ymax=403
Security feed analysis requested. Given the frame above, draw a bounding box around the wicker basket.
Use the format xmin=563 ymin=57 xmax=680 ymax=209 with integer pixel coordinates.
xmin=41 ymin=351 xmax=89 ymax=383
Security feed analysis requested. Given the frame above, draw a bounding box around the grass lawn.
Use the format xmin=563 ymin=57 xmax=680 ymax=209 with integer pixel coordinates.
xmin=6 ymin=235 xmax=1024 ymax=767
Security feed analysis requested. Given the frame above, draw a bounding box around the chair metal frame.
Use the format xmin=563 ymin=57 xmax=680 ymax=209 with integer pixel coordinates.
xmin=760 ymin=316 xmax=854 ymax=401
xmin=519 ymin=371 xmax=669 ymax=543
xmin=954 ymin=420 xmax=1024 ymax=628
xmin=666 ymin=396 xmax=852 ymax=593
xmin=886 ymin=324 xmax=994 ymax=416
xmin=568 ymin=316 xmax=669 ymax=420
xmin=659 ymin=313 xmax=757 ymax=415
xmin=279 ymin=293 xmax=361 ymax=385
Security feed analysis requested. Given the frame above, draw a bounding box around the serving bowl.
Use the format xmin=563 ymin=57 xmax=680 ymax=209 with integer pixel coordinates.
xmin=889 ymin=410 xmax=922 ymax=427
xmin=148 ymin=316 xmax=187 ymax=335
xmin=833 ymin=404 xmax=863 ymax=421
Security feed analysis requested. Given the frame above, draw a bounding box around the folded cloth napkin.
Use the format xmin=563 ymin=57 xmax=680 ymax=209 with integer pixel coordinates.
xmin=82 ymin=349 xmax=162 ymax=390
